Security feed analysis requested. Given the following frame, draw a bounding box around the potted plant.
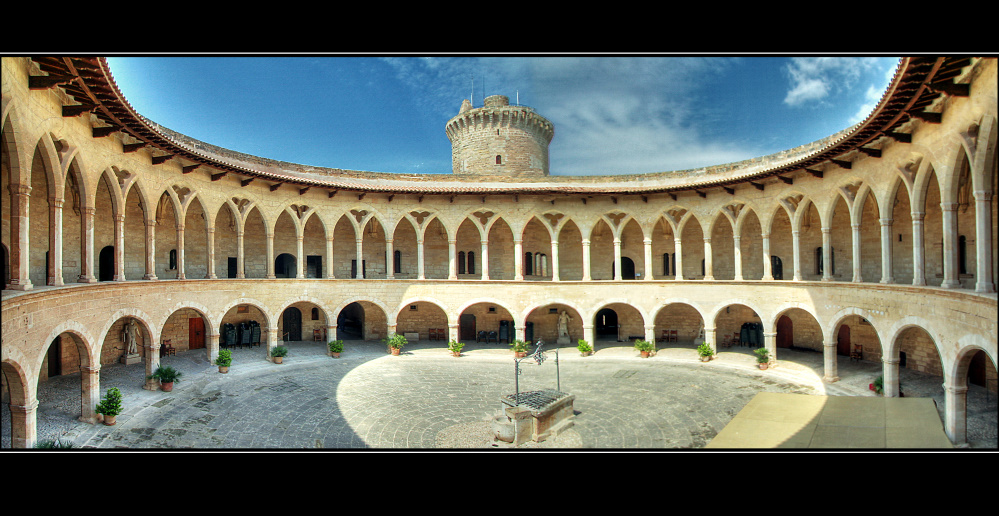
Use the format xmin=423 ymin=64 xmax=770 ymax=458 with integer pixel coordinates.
xmin=634 ymin=339 xmax=654 ymax=358
xmin=384 ymin=334 xmax=406 ymax=355
xmin=328 ymin=339 xmax=344 ymax=358
xmin=510 ymin=340 xmax=528 ymax=358
xmin=147 ymin=365 xmax=182 ymax=391
xmin=216 ymin=348 xmax=232 ymax=373
xmin=754 ymin=347 xmax=769 ymax=370
xmin=271 ymin=345 xmax=288 ymax=363
xmin=95 ymin=387 xmax=123 ymax=426
xmin=697 ymin=342 xmax=714 ymax=362
xmin=577 ymin=339 xmax=593 ymax=357
xmin=447 ymin=340 xmax=464 ymax=357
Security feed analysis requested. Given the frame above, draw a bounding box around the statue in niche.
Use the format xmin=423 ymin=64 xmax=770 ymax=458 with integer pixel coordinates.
xmin=123 ymin=319 xmax=139 ymax=355
xmin=558 ymin=310 xmax=572 ymax=341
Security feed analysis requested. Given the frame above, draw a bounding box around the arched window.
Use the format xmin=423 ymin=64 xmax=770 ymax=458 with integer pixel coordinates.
xmin=169 ymin=249 xmax=177 ymax=270
xmin=663 ymin=253 xmax=670 ymax=276
xmin=458 ymin=251 xmax=466 ymax=275
xmin=525 ymin=252 xmax=533 ymax=275
xmin=959 ymin=235 xmax=967 ymax=274
xmin=496 ymin=155 xmax=502 ymax=165
xmin=467 ymin=251 xmax=475 ymax=275
xmin=394 ymin=249 xmax=402 ymax=274
xmin=312 ymin=307 xmax=319 ymax=320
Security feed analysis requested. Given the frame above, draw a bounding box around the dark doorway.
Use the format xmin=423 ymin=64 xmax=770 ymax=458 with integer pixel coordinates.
xmin=306 ymin=255 xmax=322 ymax=278
xmin=771 ymin=256 xmax=783 ymax=280
xmin=283 ymin=307 xmax=302 ymax=341
xmin=621 ymin=256 xmax=635 ymax=279
xmin=275 ymin=253 xmax=295 ymax=278
xmin=47 ymin=337 xmax=61 ymax=377
xmin=595 ymin=308 xmax=618 ymax=340
xmin=189 ymin=317 xmax=205 ymax=350
xmin=837 ymin=325 xmax=851 ymax=356
xmin=777 ymin=315 xmax=793 ymax=348
xmin=460 ymin=314 xmax=476 ymax=341
xmin=227 ymin=257 xmax=237 ymax=278
xmin=969 ymin=350 xmax=988 ymax=387
xmin=351 ymin=259 xmax=366 ymax=278
xmin=2 ymin=243 xmax=8 ymax=288
xmin=337 ymin=302 xmax=364 ymax=340
xmin=99 ymin=245 xmax=114 ymax=281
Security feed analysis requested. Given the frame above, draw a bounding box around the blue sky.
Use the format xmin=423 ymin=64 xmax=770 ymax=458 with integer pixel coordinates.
xmin=105 ymin=55 xmax=900 ymax=176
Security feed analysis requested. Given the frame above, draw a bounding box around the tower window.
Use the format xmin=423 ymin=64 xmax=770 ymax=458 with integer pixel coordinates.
xmin=496 ymin=155 xmax=502 ymax=165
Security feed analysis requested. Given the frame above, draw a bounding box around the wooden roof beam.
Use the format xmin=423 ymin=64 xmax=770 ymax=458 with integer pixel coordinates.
xmin=122 ymin=142 xmax=145 ymax=153
xmin=182 ymin=164 xmax=200 ymax=174
xmin=804 ymin=169 xmax=823 ymax=178
xmin=270 ymin=183 xmax=282 ymax=192
xmin=151 ymin=154 xmax=173 ymax=165
xmin=62 ymin=104 xmax=94 ymax=117
xmin=240 ymin=178 xmax=254 ymax=187
xmin=831 ymin=159 xmax=852 ymax=169
xmin=29 ymin=74 xmax=74 ymax=89
xmin=211 ymin=171 xmax=227 ymax=181
xmin=92 ymin=126 xmax=118 ymax=138
xmin=858 ymin=148 xmax=882 ymax=158
xmin=750 ymin=182 xmax=765 ymax=191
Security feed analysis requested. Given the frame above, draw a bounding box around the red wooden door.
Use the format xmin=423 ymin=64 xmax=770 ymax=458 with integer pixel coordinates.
xmin=836 ymin=325 xmax=851 ymax=356
xmin=189 ymin=317 xmax=205 ymax=350
xmin=776 ymin=315 xmax=793 ymax=348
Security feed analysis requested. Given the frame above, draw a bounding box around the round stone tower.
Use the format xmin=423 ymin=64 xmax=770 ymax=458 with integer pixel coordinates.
xmin=445 ymin=95 xmax=555 ymax=177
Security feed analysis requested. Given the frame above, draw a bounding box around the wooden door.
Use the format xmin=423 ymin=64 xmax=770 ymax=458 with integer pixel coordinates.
xmin=189 ymin=317 xmax=205 ymax=350
xmin=776 ymin=315 xmax=793 ymax=348
xmin=837 ymin=325 xmax=851 ymax=356
xmin=284 ymin=307 xmax=302 ymax=341
xmin=460 ymin=314 xmax=476 ymax=341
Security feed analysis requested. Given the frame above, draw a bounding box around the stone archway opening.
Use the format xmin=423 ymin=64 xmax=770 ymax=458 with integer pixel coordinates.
xmin=594 ymin=303 xmax=644 ymax=343
xmin=162 ymin=308 xmax=211 ymax=358
xmin=458 ymin=302 xmax=514 ymax=348
xmin=336 ymin=301 xmax=386 ymax=342
xmin=525 ymin=304 xmax=583 ymax=347
xmin=220 ymin=304 xmax=266 ymax=352
xmin=394 ymin=301 xmax=448 ymax=344
xmin=278 ymin=301 xmax=330 ymax=354
xmin=714 ymin=304 xmax=762 ymax=356
xmin=653 ymin=303 xmax=703 ymax=349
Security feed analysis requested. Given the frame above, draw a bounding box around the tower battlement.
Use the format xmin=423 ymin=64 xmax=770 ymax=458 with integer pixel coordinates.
xmin=445 ymin=95 xmax=554 ymax=177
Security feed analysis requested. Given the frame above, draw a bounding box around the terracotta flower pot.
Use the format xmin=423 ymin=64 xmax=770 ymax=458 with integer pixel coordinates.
xmin=640 ymin=351 xmax=650 ymax=358
xmin=274 ymin=356 xmax=283 ymax=364
xmin=759 ymin=363 xmax=768 ymax=370
xmin=391 ymin=348 xmax=401 ymax=356
xmin=330 ymin=352 xmax=341 ymax=358
xmin=219 ymin=366 xmax=229 ymax=374
xmin=451 ymin=351 xmax=461 ymax=357
xmin=161 ymin=382 xmax=174 ymax=392
xmin=103 ymin=415 xmax=117 ymax=426
xmin=700 ymin=356 xmax=711 ymax=362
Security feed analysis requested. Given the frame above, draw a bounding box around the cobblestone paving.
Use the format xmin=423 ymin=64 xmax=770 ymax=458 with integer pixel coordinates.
xmin=3 ymin=341 xmax=996 ymax=450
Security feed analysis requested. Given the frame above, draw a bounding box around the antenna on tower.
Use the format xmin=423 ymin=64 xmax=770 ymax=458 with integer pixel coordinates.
xmin=470 ymin=75 xmax=474 ymax=106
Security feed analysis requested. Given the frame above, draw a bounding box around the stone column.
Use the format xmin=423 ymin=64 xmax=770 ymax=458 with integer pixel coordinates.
xmin=143 ymin=219 xmax=157 ymax=280
xmin=643 ymin=238 xmax=654 ymax=281
xmin=238 ymin=229 xmax=247 ymax=279
xmin=613 ymin=238 xmax=622 ymax=280
xmin=704 ymin=326 xmax=717 ymax=354
xmin=114 ymin=214 xmax=125 ymax=281
xmin=674 ymin=238 xmax=684 ymax=280
xmin=266 ymin=329 xmax=279 ymax=362
xmin=822 ymin=339 xmax=839 ymax=382
xmin=764 ymin=331 xmax=777 ymax=365
xmin=583 ymin=325 xmax=595 ymax=351
xmin=48 ymin=197 xmax=64 ymax=286
xmin=880 ymin=218 xmax=894 ymax=284
xmin=644 ymin=324 xmax=656 ymax=346
xmin=514 ymin=239 xmax=524 ymax=280
xmin=882 ymin=356 xmax=900 ymax=397
xmin=581 ymin=239 xmax=591 ymax=281
xmin=326 ymin=236 xmax=336 ymax=278
xmin=208 ymin=333 xmax=220 ymax=364
xmin=80 ymin=365 xmax=100 ymax=424
xmin=79 ymin=206 xmax=96 ymax=283
xmin=7 ymin=183 xmax=33 ymax=289
xmin=296 ymin=235 xmax=305 ymax=278
xmin=143 ymin=342 xmax=162 ymax=390
xmin=940 ymin=202 xmax=960 ymax=288
xmin=326 ymin=324 xmax=337 ymax=343
xmin=761 ymin=232 xmax=773 ymax=280
xmin=355 ymin=237 xmax=364 ymax=279
xmin=449 ymin=323 xmax=460 ymax=344
xmin=821 ymin=227 xmax=833 ymax=281
xmin=733 ymin=235 xmax=743 ymax=281
xmin=911 ymin=211 xmax=926 ymax=285
xmin=417 ymin=238 xmax=426 ymax=280
xmin=974 ymin=190 xmax=995 ymax=293
xmin=703 ymin=237 xmax=714 ymax=280
xmin=549 ymin=240 xmax=558 ymax=281
xmin=481 ymin=239 xmax=490 ymax=281
xmin=792 ymin=229 xmax=802 ymax=281
xmin=8 ymin=399 xmax=38 ymax=449
xmin=265 ymin=230 xmax=274 ymax=279
xmin=851 ymin=223 xmax=862 ymax=282
xmin=943 ymin=381 xmax=968 ymax=446
xmin=448 ymin=239 xmax=457 ymax=280
xmin=175 ymin=224 xmax=186 ymax=280
xmin=205 ymin=227 xmax=217 ymax=279
xmin=386 ymin=239 xmax=395 ymax=279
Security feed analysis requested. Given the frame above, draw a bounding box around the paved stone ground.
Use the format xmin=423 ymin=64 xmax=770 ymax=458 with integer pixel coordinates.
xmin=3 ymin=340 xmax=996 ymax=450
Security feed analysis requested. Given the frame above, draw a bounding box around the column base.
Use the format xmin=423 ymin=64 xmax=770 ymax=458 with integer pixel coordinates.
xmin=823 ymin=375 xmax=840 ymax=383
xmin=143 ymin=274 xmax=158 ymax=280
